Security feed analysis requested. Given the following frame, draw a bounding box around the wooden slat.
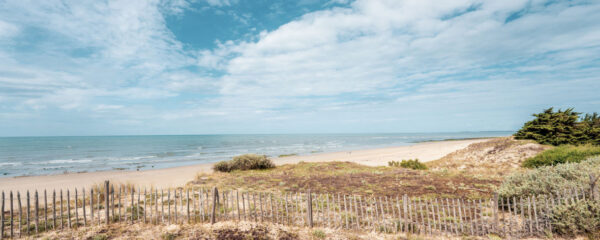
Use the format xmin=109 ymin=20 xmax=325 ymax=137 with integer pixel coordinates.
xmin=119 ymin=187 xmax=122 ymax=223
xmin=90 ymin=189 xmax=94 ymax=224
xmin=527 ymin=196 xmax=532 ymax=235
xmin=35 ymin=190 xmax=39 ymax=233
xmin=478 ymin=199 xmax=485 ymax=235
xmin=161 ymin=189 xmax=165 ymax=224
xmin=66 ymin=190 xmax=70 ymax=229
xmin=111 ymin=187 xmax=115 ymax=223
xmin=211 ymin=187 xmax=217 ymax=224
xmin=75 ymin=189 xmax=78 ymax=228
xmin=58 ymin=190 xmax=62 ymax=230
xmin=10 ymin=191 xmax=14 ymax=238
xmin=83 ymin=188 xmax=86 ymax=226
xmin=18 ymin=192 xmax=23 ymax=238
xmin=284 ymin=193 xmax=289 ymax=225
xmin=1 ymin=191 xmax=4 ymax=240
xmin=105 ymin=182 xmax=110 ymax=225
xmin=532 ymin=196 xmax=539 ymax=233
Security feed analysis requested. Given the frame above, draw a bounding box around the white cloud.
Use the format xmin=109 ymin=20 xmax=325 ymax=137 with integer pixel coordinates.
xmin=1 ymin=0 xmax=599 ymax=135
xmin=195 ymin=0 xmax=600 ymax=114
xmin=0 ymin=1 xmax=192 ymax=80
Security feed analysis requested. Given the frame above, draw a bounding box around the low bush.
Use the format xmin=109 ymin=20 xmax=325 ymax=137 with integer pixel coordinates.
xmin=498 ymin=156 xmax=600 ymax=199
xmin=551 ymin=200 xmax=600 ymax=237
xmin=213 ymin=161 xmax=232 ymax=172
xmin=522 ymin=144 xmax=600 ymax=168
xmin=213 ymin=154 xmax=275 ymax=172
xmin=388 ymin=159 xmax=427 ymax=170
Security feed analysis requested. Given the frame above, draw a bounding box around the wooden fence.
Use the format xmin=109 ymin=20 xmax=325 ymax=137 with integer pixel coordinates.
xmin=0 ymin=181 xmax=597 ymax=239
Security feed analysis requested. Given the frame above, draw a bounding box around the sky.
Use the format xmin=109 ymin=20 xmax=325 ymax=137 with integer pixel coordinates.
xmin=0 ymin=0 xmax=599 ymax=136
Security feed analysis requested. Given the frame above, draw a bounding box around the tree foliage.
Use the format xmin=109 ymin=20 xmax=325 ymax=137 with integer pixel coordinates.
xmin=514 ymin=108 xmax=600 ymax=146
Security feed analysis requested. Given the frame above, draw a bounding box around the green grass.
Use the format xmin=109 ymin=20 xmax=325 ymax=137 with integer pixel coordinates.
xmin=522 ymin=144 xmax=600 ymax=168
xmin=389 ymin=159 xmax=428 ymax=170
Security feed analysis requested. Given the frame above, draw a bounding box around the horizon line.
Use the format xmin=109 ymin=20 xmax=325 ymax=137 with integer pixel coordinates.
xmin=0 ymin=130 xmax=516 ymax=138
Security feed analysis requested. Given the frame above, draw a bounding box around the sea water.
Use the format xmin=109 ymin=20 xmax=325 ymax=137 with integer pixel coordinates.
xmin=0 ymin=132 xmax=512 ymax=177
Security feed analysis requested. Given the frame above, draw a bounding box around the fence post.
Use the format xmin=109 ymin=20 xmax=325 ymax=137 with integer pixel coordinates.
xmin=35 ymin=191 xmax=39 ymax=233
xmin=307 ymin=189 xmax=313 ymax=228
xmin=211 ymin=187 xmax=218 ymax=224
xmin=590 ymin=174 xmax=599 ymax=201
xmin=1 ymin=191 xmax=4 ymax=240
xmin=10 ymin=191 xmax=13 ymax=238
xmin=105 ymin=181 xmax=110 ymax=224
xmin=493 ymin=193 xmax=499 ymax=233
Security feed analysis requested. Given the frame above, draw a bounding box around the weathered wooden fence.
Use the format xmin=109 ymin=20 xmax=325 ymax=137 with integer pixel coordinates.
xmin=0 ymin=181 xmax=597 ymax=239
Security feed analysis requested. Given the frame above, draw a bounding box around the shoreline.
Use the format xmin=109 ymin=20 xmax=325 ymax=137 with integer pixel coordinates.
xmin=0 ymin=138 xmax=493 ymax=192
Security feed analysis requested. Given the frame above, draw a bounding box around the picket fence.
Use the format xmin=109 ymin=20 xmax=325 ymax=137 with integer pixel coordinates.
xmin=0 ymin=181 xmax=597 ymax=239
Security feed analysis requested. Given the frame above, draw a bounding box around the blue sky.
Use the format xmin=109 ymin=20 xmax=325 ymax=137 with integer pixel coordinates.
xmin=0 ymin=0 xmax=599 ymax=136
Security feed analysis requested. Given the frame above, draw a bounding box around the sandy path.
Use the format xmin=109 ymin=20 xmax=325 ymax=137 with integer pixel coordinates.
xmin=0 ymin=138 xmax=491 ymax=192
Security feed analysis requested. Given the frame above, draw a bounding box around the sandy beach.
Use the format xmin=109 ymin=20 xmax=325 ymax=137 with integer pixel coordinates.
xmin=0 ymin=138 xmax=491 ymax=193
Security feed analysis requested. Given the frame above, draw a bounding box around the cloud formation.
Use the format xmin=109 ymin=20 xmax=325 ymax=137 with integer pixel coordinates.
xmin=0 ymin=0 xmax=599 ymax=135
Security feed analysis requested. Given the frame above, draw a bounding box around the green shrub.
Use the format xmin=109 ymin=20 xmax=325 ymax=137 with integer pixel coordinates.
xmin=213 ymin=161 xmax=232 ymax=172
xmin=400 ymin=159 xmax=427 ymax=170
xmin=213 ymin=154 xmax=275 ymax=172
xmin=498 ymin=156 xmax=600 ymax=199
xmin=522 ymin=144 xmax=600 ymax=168
xmin=514 ymin=107 xmax=600 ymax=146
xmin=388 ymin=159 xmax=427 ymax=170
xmin=551 ymin=200 xmax=600 ymax=237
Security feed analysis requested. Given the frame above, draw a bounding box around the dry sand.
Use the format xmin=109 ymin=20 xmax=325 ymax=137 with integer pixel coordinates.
xmin=0 ymin=138 xmax=491 ymax=192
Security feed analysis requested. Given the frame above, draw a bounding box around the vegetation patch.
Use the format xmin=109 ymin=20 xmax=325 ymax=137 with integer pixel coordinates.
xmin=388 ymin=159 xmax=427 ymax=170
xmin=551 ymin=199 xmax=600 ymax=238
xmin=213 ymin=154 xmax=275 ymax=173
xmin=428 ymin=137 xmax=548 ymax=178
xmin=498 ymin=156 xmax=600 ymax=199
xmin=514 ymin=108 xmax=600 ymax=146
xmin=400 ymin=159 xmax=427 ymax=170
xmin=196 ymin=161 xmax=499 ymax=199
xmin=522 ymin=144 xmax=600 ymax=168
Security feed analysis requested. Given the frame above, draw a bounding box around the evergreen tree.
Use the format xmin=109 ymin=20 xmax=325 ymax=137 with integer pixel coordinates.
xmin=514 ymin=108 xmax=591 ymax=145
xmin=582 ymin=113 xmax=600 ymax=145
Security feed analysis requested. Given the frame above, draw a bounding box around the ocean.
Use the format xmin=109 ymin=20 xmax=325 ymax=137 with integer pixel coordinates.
xmin=0 ymin=132 xmax=512 ymax=177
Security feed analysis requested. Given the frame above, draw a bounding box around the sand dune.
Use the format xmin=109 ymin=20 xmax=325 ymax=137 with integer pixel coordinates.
xmin=0 ymin=138 xmax=491 ymax=192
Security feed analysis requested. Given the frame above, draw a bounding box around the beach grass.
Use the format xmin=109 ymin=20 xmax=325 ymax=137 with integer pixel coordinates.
xmin=192 ymin=161 xmax=499 ymax=199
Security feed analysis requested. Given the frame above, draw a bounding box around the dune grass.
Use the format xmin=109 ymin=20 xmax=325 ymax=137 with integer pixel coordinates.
xmin=193 ymin=161 xmax=499 ymax=199
xmin=522 ymin=144 xmax=600 ymax=168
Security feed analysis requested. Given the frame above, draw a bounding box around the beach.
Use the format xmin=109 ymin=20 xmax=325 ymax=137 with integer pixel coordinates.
xmin=0 ymin=138 xmax=490 ymax=193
